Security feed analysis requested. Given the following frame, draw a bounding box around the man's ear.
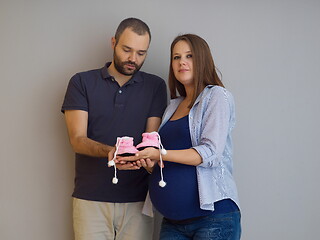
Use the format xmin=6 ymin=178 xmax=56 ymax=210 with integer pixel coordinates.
xmin=111 ymin=37 xmax=116 ymax=50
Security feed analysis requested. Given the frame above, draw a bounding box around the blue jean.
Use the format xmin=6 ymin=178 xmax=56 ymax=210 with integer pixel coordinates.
xmin=159 ymin=211 xmax=241 ymax=240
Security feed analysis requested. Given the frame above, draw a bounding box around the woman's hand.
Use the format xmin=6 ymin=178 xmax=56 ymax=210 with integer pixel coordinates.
xmin=116 ymin=147 xmax=163 ymax=171
xmin=116 ymin=147 xmax=161 ymax=162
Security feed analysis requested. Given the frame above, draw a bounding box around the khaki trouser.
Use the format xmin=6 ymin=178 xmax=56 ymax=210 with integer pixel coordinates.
xmin=73 ymin=198 xmax=154 ymax=240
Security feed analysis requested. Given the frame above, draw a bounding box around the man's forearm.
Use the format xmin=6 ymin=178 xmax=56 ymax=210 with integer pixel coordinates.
xmin=70 ymin=136 xmax=113 ymax=158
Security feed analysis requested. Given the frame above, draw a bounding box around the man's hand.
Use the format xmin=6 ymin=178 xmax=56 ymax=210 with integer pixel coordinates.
xmin=107 ymin=146 xmax=116 ymax=162
xmin=116 ymin=162 xmax=140 ymax=170
xmin=108 ymin=146 xmax=140 ymax=170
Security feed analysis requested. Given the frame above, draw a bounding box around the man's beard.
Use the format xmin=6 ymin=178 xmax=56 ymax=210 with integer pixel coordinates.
xmin=113 ymin=51 xmax=144 ymax=76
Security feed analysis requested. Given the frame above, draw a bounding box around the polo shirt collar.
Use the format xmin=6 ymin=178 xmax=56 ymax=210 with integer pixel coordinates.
xmin=101 ymin=62 xmax=143 ymax=84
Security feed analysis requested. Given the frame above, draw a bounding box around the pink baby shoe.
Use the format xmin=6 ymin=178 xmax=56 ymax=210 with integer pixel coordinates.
xmin=108 ymin=136 xmax=138 ymax=184
xmin=116 ymin=137 xmax=138 ymax=156
xmin=136 ymin=132 xmax=167 ymax=188
xmin=136 ymin=132 xmax=160 ymax=150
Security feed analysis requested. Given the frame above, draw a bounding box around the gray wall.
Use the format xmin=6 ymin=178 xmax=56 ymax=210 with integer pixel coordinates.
xmin=1 ymin=0 xmax=319 ymax=239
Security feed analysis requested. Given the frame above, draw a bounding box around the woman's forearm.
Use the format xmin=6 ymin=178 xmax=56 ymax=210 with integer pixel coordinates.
xmin=162 ymin=148 xmax=202 ymax=166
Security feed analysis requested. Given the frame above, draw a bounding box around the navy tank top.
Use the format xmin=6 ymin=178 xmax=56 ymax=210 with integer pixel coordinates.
xmin=149 ymin=115 xmax=238 ymax=220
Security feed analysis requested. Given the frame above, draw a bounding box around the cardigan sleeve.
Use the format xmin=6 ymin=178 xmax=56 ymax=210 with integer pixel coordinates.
xmin=192 ymin=87 xmax=233 ymax=168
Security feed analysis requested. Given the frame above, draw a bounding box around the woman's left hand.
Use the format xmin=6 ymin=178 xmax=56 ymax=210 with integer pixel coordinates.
xmin=116 ymin=147 xmax=160 ymax=163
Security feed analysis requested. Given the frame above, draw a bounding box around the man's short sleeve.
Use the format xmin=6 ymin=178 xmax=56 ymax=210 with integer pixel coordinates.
xmin=61 ymin=73 xmax=88 ymax=113
xmin=149 ymin=80 xmax=167 ymax=118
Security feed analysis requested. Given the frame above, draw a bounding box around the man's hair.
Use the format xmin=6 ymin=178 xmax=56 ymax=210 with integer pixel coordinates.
xmin=168 ymin=34 xmax=224 ymax=108
xmin=115 ymin=17 xmax=151 ymax=44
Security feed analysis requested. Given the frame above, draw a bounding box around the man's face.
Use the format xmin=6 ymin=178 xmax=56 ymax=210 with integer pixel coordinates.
xmin=112 ymin=28 xmax=150 ymax=76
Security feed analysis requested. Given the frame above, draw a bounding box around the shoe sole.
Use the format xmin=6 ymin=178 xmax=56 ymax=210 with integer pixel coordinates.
xmin=137 ymin=146 xmax=159 ymax=151
xmin=117 ymin=153 xmax=136 ymax=157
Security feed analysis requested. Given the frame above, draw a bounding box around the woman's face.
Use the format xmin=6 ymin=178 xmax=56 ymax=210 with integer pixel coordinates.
xmin=172 ymin=40 xmax=194 ymax=87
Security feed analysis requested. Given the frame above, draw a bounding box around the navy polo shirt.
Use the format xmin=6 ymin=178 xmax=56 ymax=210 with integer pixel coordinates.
xmin=61 ymin=62 xmax=167 ymax=202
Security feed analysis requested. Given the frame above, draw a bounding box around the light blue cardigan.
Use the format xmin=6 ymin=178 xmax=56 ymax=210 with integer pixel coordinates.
xmin=159 ymin=85 xmax=239 ymax=211
xmin=143 ymin=85 xmax=240 ymax=216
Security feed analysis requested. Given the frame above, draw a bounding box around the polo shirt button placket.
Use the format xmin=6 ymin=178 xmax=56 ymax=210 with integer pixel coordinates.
xmin=118 ymin=90 xmax=122 ymax=94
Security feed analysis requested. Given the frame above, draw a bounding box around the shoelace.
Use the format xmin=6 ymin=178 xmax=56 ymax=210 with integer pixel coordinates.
xmin=108 ymin=137 xmax=121 ymax=184
xmin=152 ymin=131 xmax=167 ymax=188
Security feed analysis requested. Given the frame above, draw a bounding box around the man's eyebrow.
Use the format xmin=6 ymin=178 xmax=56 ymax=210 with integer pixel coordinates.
xmin=122 ymin=45 xmax=131 ymax=49
xmin=122 ymin=45 xmax=147 ymax=52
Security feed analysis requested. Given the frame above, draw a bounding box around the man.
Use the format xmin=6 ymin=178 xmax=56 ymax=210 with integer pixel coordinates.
xmin=61 ymin=18 xmax=167 ymax=240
